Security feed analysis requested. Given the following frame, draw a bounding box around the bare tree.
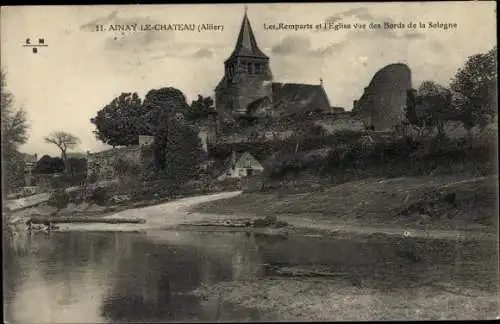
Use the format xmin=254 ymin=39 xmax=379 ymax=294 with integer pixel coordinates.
xmin=44 ymin=131 xmax=81 ymax=173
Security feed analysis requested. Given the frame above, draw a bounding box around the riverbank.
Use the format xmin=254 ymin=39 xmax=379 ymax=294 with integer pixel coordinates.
xmin=7 ymin=176 xmax=497 ymax=242
xmin=191 ymin=175 xmax=498 ymax=236
xmin=190 ymin=275 xmax=498 ymax=321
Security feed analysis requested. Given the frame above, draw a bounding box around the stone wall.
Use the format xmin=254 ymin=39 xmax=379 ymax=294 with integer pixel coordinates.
xmin=87 ymin=146 xmax=144 ymax=182
xmin=313 ymin=115 xmax=365 ymax=134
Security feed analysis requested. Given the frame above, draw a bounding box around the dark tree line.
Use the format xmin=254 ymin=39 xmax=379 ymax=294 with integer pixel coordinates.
xmin=90 ymin=87 xmax=206 ymax=187
xmin=90 ymin=89 xmax=215 ymax=147
xmin=1 ymin=69 xmax=29 ymax=195
xmin=407 ymin=46 xmax=497 ymax=137
xmin=33 ymin=155 xmax=87 ymax=175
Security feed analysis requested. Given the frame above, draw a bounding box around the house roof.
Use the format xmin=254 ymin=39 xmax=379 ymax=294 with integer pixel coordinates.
xmin=225 ymin=12 xmax=269 ymax=63
xmin=212 ymin=151 xmax=263 ymax=178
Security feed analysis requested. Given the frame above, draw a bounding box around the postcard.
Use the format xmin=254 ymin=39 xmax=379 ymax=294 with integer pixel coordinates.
xmin=2 ymin=2 xmax=498 ymax=322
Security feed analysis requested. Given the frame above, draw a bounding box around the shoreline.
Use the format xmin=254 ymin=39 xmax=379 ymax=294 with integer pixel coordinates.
xmin=7 ymin=177 xmax=497 ymax=242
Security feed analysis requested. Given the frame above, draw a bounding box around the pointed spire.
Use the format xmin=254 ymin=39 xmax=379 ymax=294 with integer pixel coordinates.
xmin=225 ymin=6 xmax=268 ymax=62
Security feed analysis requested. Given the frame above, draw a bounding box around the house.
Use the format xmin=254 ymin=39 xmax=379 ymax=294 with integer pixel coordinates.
xmin=138 ymin=135 xmax=154 ymax=146
xmin=216 ymin=151 xmax=264 ymax=181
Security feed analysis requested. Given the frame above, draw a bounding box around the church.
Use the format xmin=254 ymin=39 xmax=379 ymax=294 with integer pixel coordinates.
xmin=214 ymin=9 xmax=333 ymax=129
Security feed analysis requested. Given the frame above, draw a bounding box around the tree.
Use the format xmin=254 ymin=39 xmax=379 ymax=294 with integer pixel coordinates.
xmin=44 ymin=131 xmax=81 ymax=174
xmin=450 ymin=46 xmax=497 ymax=130
xmin=67 ymin=157 xmax=87 ymax=175
xmin=3 ymin=151 xmax=26 ymax=192
xmin=114 ymin=156 xmax=141 ymax=190
xmin=450 ymin=47 xmax=497 ymax=117
xmin=33 ymin=155 xmax=65 ymax=174
xmin=151 ymin=118 xmax=203 ymax=190
xmin=91 ymin=92 xmax=147 ymax=147
xmin=411 ymin=81 xmax=456 ymax=137
xmin=143 ymin=87 xmax=190 ymax=127
xmin=91 ymin=88 xmax=191 ymax=147
xmin=185 ymin=95 xmax=216 ymax=121
xmin=1 ymin=69 xmax=29 ymax=194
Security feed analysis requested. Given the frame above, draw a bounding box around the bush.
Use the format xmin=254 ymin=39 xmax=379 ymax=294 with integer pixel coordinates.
xmin=264 ymin=134 xmax=496 ymax=182
xmin=88 ymin=187 xmax=110 ymax=206
xmin=47 ymin=188 xmax=70 ymax=210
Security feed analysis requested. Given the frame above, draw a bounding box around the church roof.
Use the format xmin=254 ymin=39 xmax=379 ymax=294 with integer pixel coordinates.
xmin=245 ymin=82 xmax=333 ymax=117
xmin=225 ymin=12 xmax=269 ymax=63
xmin=271 ymin=83 xmax=331 ymax=115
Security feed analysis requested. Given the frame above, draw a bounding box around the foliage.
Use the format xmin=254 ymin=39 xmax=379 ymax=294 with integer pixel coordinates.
xmin=50 ymin=172 xmax=87 ymax=189
xmin=1 ymin=70 xmax=28 ymax=150
xmin=33 ymin=155 xmax=65 ymax=174
xmin=90 ymin=92 xmax=147 ymax=146
xmin=406 ymin=47 xmax=497 ymax=136
xmin=44 ymin=131 xmax=81 ymax=174
xmin=264 ymin=135 xmax=496 ymax=182
xmin=47 ymin=188 xmax=70 ymax=211
xmin=3 ymin=151 xmax=26 ymax=192
xmin=450 ymin=46 xmax=497 ymax=125
xmin=67 ymin=157 xmax=87 ymax=175
xmin=91 ymin=88 xmax=196 ymax=147
xmin=151 ymin=118 xmax=204 ymax=188
xmin=114 ymin=156 xmax=142 ymax=188
xmin=1 ymin=69 xmax=29 ymax=194
xmin=185 ymin=95 xmax=216 ymax=121
xmin=411 ymin=81 xmax=456 ymax=136
xmin=89 ymin=187 xmax=110 ymax=206
xmin=143 ymin=87 xmax=190 ymax=128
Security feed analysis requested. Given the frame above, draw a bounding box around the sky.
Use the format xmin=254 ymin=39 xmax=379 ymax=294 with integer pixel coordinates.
xmin=1 ymin=2 xmax=497 ymax=157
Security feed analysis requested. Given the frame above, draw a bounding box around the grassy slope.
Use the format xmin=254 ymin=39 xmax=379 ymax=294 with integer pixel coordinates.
xmin=192 ymin=175 xmax=498 ymax=231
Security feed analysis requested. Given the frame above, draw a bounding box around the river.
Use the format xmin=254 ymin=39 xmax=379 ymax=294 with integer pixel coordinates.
xmin=3 ymin=227 xmax=498 ymax=322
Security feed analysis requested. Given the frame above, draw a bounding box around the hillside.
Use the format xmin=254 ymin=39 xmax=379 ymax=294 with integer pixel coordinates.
xmin=191 ymin=175 xmax=498 ymax=231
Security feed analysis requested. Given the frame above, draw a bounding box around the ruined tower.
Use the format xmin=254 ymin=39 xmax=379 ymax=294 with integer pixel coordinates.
xmin=215 ymin=9 xmax=273 ymax=118
xmin=352 ymin=63 xmax=413 ymax=131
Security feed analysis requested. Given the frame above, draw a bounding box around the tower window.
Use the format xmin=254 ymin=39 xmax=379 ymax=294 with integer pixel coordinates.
xmin=255 ymin=64 xmax=261 ymax=73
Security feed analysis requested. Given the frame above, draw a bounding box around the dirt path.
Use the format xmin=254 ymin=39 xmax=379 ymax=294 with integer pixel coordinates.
xmin=55 ymin=190 xmax=495 ymax=241
xmin=56 ymin=191 xmax=244 ymax=232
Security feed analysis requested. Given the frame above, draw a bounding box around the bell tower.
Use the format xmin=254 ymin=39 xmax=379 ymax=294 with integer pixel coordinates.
xmin=215 ymin=6 xmax=273 ymax=117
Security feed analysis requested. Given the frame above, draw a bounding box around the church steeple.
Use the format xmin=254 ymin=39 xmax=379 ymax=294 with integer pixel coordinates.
xmin=216 ymin=6 xmax=273 ymax=118
xmin=225 ymin=7 xmax=268 ymax=63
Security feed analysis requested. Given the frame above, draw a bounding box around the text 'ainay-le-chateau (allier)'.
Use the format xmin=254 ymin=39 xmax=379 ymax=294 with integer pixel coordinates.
xmin=94 ymin=23 xmax=224 ymax=32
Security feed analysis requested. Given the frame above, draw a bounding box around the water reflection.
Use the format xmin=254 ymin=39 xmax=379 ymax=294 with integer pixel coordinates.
xmin=3 ymin=231 xmax=272 ymax=323
xmin=3 ymin=229 xmax=497 ymax=323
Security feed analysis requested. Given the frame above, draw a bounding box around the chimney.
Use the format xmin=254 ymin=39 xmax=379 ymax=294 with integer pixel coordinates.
xmin=320 ymin=78 xmax=323 ymax=86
